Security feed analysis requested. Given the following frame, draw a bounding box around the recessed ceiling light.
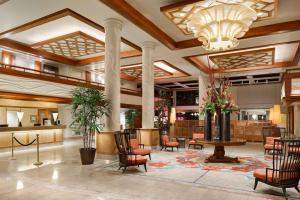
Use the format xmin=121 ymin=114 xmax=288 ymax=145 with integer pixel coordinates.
xmin=257 ymin=12 xmax=264 ymax=17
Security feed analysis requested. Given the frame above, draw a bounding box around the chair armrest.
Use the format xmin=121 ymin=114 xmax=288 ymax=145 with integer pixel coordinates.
xmin=139 ymin=144 xmax=145 ymax=149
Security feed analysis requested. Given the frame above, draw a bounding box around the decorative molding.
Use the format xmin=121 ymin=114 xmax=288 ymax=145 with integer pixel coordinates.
xmin=161 ymin=0 xmax=278 ymax=35
xmin=100 ymin=0 xmax=300 ymax=50
xmin=0 ymin=8 xmax=141 ymax=65
xmin=31 ymin=31 xmax=105 ymax=59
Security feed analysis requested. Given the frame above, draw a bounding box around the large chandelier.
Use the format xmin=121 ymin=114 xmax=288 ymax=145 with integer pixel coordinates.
xmin=187 ymin=2 xmax=257 ymax=51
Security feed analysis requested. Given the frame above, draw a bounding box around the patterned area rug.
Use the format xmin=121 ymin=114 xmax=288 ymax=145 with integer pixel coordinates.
xmin=104 ymin=145 xmax=300 ymax=199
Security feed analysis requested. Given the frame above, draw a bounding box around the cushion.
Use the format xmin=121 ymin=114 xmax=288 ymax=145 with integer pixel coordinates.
xmin=162 ymin=135 xmax=170 ymax=144
xmin=127 ymin=155 xmax=147 ymax=165
xmin=289 ymin=147 xmax=300 ymax=154
xmin=189 ymin=140 xmax=196 ymax=144
xmin=264 ymin=144 xmax=282 ymax=150
xmin=129 ymin=139 xmax=139 ymax=150
xmin=266 ymin=137 xmax=280 ymax=145
xmin=254 ymin=169 xmax=277 ymax=182
xmin=166 ymin=141 xmax=179 ymax=147
xmin=193 ymin=133 xmax=204 ymax=140
xmin=133 ymin=149 xmax=151 ymax=156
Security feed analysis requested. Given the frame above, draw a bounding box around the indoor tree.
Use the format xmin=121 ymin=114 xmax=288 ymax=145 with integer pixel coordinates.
xmin=70 ymin=86 xmax=111 ymax=164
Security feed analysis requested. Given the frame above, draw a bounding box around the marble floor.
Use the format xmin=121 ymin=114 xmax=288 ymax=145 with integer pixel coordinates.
xmin=0 ymin=139 xmax=298 ymax=200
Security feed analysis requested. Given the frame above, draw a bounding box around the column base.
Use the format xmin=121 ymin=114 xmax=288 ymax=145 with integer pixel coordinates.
xmin=138 ymin=128 xmax=159 ymax=148
xmin=96 ymin=132 xmax=117 ymax=155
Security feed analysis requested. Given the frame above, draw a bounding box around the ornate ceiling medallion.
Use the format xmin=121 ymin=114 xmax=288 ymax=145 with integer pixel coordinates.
xmin=187 ymin=2 xmax=257 ymax=51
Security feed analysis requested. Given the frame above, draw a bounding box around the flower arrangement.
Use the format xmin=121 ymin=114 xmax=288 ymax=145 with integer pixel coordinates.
xmin=200 ymin=79 xmax=238 ymax=114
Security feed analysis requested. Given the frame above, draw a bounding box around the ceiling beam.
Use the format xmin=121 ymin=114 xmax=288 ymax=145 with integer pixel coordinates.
xmin=100 ymin=0 xmax=300 ymax=50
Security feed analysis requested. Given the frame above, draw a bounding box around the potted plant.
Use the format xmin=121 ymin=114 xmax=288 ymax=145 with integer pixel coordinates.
xmin=154 ymin=91 xmax=172 ymax=133
xmin=125 ymin=109 xmax=137 ymax=129
xmin=70 ymin=86 xmax=111 ymax=165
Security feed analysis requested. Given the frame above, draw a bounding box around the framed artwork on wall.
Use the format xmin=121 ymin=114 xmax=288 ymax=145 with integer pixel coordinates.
xmin=30 ymin=115 xmax=37 ymax=123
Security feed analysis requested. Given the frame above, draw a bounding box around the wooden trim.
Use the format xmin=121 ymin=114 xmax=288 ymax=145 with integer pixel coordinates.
xmin=31 ymin=31 xmax=105 ymax=48
xmin=100 ymin=0 xmax=177 ymax=50
xmin=183 ymin=56 xmax=211 ymax=74
xmin=85 ymin=71 xmax=92 ymax=82
xmin=157 ymin=60 xmax=190 ymax=76
xmin=99 ymin=1 xmax=300 ymax=50
xmin=160 ymin=0 xmax=201 ymax=12
xmin=0 ymin=38 xmax=78 ymax=65
xmin=185 ymin=40 xmax=300 ymax=73
xmin=121 ymin=103 xmax=141 ymax=109
xmin=120 ymin=73 xmax=138 ymax=81
xmin=292 ymin=43 xmax=300 ymax=66
xmin=77 ymin=49 xmax=141 ymax=66
xmin=0 ymin=91 xmax=71 ymax=103
xmin=0 ymin=63 xmax=142 ymax=97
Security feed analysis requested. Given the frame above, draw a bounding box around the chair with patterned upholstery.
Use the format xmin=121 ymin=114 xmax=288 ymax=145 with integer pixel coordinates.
xmin=253 ymin=139 xmax=300 ymax=199
xmin=124 ymin=129 xmax=152 ymax=160
xmin=161 ymin=135 xmax=179 ymax=151
xmin=114 ymin=131 xmax=147 ymax=173
xmin=188 ymin=133 xmax=204 ymax=149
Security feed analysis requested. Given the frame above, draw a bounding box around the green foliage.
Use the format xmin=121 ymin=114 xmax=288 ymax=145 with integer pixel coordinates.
xmin=70 ymin=87 xmax=111 ymax=149
xmin=125 ymin=109 xmax=136 ymax=128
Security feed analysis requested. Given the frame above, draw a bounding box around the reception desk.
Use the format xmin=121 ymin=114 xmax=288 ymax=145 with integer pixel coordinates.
xmin=0 ymin=125 xmax=65 ymax=148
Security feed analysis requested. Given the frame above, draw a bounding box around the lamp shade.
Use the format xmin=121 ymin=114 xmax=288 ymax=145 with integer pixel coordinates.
xmin=16 ymin=112 xmax=24 ymax=121
xmin=52 ymin=113 xmax=58 ymax=122
xmin=170 ymin=107 xmax=176 ymax=124
xmin=273 ymin=105 xmax=281 ymax=125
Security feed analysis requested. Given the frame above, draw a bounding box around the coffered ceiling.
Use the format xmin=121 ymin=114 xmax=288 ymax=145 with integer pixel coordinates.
xmin=0 ymin=0 xmax=300 ymax=87
xmin=161 ymin=0 xmax=278 ymax=35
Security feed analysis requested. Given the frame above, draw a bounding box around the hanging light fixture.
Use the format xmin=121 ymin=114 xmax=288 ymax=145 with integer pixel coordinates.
xmin=187 ymin=2 xmax=257 ymax=51
xmin=52 ymin=113 xmax=58 ymax=125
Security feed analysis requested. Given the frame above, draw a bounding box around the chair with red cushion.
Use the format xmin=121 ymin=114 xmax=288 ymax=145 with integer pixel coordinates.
xmin=129 ymin=138 xmax=151 ymax=160
xmin=264 ymin=137 xmax=281 ymax=154
xmin=123 ymin=129 xmax=152 ymax=160
xmin=114 ymin=131 xmax=147 ymax=173
xmin=188 ymin=133 xmax=204 ymax=149
xmin=253 ymin=139 xmax=300 ymax=199
xmin=161 ymin=135 xmax=179 ymax=151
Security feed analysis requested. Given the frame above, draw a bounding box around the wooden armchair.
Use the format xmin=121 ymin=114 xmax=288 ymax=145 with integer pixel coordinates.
xmin=264 ymin=136 xmax=281 ymax=154
xmin=161 ymin=135 xmax=179 ymax=151
xmin=188 ymin=133 xmax=204 ymax=149
xmin=114 ymin=131 xmax=147 ymax=173
xmin=124 ymin=129 xmax=151 ymax=160
xmin=253 ymin=139 xmax=300 ymax=199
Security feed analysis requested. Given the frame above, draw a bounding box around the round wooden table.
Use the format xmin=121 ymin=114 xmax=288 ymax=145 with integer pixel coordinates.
xmin=195 ymin=139 xmax=246 ymax=163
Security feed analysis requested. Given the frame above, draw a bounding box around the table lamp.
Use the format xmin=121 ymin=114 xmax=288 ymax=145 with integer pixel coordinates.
xmin=52 ymin=113 xmax=58 ymax=125
xmin=17 ymin=111 xmax=24 ymax=127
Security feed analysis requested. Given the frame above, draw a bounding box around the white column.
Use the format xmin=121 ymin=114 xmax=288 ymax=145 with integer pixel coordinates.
xmin=198 ymin=75 xmax=208 ymax=120
xmin=142 ymin=41 xmax=155 ymax=128
xmin=104 ymin=18 xmax=122 ymax=132
xmin=57 ymin=104 xmax=74 ymax=138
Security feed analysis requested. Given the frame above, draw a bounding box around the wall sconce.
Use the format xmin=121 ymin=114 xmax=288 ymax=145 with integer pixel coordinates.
xmin=52 ymin=113 xmax=58 ymax=125
xmin=16 ymin=111 xmax=24 ymax=127
xmin=273 ymin=105 xmax=281 ymax=125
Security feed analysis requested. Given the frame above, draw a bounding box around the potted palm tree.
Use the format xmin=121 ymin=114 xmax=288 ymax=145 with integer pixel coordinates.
xmin=71 ymin=86 xmax=111 ymax=165
xmin=125 ymin=109 xmax=137 ymax=129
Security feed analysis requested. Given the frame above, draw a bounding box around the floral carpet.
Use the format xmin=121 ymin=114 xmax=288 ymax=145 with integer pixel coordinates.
xmin=104 ymin=143 xmax=300 ymax=199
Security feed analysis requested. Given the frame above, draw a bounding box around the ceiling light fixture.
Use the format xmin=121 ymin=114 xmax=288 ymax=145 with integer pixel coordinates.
xmin=187 ymin=2 xmax=257 ymax=51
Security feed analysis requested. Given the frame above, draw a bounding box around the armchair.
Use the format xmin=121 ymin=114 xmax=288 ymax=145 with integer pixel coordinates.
xmin=114 ymin=131 xmax=147 ymax=173
xmin=188 ymin=133 xmax=204 ymax=149
xmin=161 ymin=135 xmax=179 ymax=151
xmin=253 ymin=139 xmax=300 ymax=199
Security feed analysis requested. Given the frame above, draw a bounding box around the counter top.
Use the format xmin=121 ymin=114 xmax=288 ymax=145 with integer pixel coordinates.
xmin=0 ymin=125 xmax=66 ymax=132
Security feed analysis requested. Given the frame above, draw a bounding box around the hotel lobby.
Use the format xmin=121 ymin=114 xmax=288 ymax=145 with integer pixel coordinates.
xmin=0 ymin=0 xmax=300 ymax=199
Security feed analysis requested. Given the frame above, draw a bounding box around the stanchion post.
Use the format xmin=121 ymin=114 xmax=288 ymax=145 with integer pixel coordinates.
xmin=34 ymin=134 xmax=43 ymax=166
xmin=10 ymin=132 xmax=16 ymax=160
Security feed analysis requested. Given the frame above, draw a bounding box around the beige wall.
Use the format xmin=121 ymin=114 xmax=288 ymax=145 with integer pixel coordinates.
xmin=233 ymin=84 xmax=282 ymax=109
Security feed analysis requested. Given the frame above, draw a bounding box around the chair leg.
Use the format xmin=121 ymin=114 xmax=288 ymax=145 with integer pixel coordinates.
xmin=137 ymin=165 xmax=139 ymax=167
xmin=172 ymin=147 xmax=173 ymax=152
xmin=161 ymin=146 xmax=164 ymax=151
xmin=144 ymin=164 xmax=147 ymax=172
xmin=253 ymin=178 xmax=258 ymax=190
xmin=177 ymin=146 xmax=178 ymax=150
xmin=282 ymin=187 xmax=288 ymax=200
xmin=122 ymin=167 xmax=127 ymax=173
xmin=295 ymin=186 xmax=300 ymax=193
xmin=149 ymin=154 xmax=151 ymax=160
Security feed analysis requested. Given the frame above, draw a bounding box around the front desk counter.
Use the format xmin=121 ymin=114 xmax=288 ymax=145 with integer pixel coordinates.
xmin=0 ymin=125 xmax=66 ymax=148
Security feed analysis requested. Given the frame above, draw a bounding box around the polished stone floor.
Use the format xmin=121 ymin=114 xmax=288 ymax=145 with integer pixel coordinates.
xmin=0 ymin=139 xmax=298 ymax=200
